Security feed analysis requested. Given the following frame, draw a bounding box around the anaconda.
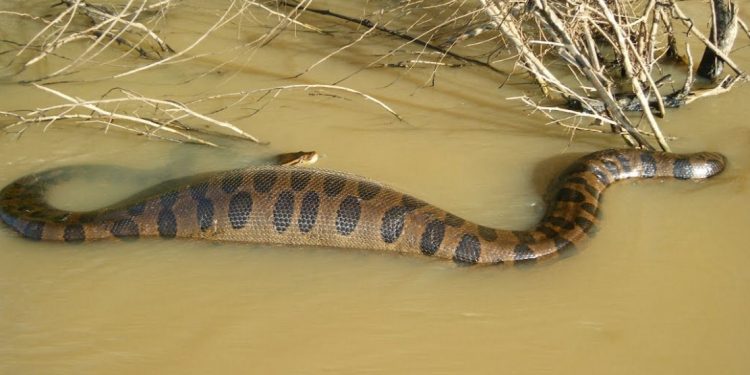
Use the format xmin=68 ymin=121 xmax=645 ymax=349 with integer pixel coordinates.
xmin=0 ymin=149 xmax=726 ymax=264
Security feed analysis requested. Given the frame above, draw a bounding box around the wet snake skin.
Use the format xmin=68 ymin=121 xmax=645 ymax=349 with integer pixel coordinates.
xmin=0 ymin=149 xmax=726 ymax=264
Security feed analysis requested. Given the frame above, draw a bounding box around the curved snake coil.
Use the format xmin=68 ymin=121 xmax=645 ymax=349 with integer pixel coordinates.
xmin=0 ymin=149 xmax=726 ymax=264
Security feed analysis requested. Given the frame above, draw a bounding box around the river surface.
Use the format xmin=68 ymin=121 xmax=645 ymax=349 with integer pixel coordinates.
xmin=0 ymin=1 xmax=749 ymax=374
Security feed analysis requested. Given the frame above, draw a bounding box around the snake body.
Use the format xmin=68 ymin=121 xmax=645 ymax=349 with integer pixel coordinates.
xmin=0 ymin=149 xmax=726 ymax=264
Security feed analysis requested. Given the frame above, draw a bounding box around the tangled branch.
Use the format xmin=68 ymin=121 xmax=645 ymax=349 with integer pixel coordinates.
xmin=0 ymin=0 xmax=745 ymax=150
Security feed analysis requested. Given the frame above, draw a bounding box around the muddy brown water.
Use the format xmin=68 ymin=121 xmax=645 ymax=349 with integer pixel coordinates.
xmin=0 ymin=1 xmax=749 ymax=374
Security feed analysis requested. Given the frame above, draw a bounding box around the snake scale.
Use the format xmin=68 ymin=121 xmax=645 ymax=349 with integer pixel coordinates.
xmin=0 ymin=149 xmax=726 ymax=264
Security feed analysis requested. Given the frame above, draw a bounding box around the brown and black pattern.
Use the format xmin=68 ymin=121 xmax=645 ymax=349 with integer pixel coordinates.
xmin=0 ymin=149 xmax=727 ymax=265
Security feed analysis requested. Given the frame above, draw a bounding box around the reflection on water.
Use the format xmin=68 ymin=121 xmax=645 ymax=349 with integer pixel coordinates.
xmin=0 ymin=1 xmax=749 ymax=374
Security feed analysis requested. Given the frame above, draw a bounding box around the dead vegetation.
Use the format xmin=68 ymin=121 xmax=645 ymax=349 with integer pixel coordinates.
xmin=0 ymin=0 xmax=746 ymax=149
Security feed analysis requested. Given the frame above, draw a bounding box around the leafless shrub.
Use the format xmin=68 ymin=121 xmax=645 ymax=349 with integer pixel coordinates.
xmin=0 ymin=0 xmax=403 ymax=145
xmin=276 ymin=0 xmax=745 ymax=150
xmin=0 ymin=0 xmax=745 ymax=150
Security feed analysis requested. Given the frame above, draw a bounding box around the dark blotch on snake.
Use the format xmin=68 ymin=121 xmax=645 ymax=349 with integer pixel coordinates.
xmin=420 ymin=220 xmax=445 ymax=256
xmin=583 ymin=184 xmax=600 ymax=199
xmin=291 ymin=170 xmax=312 ymax=191
xmin=575 ymin=216 xmax=594 ymax=231
xmin=253 ymin=170 xmax=277 ymax=193
xmin=513 ymin=231 xmax=535 ymax=244
xmin=538 ymin=225 xmax=558 ymax=239
xmin=402 ymin=195 xmax=426 ymax=210
xmin=548 ymin=216 xmax=575 ymax=230
xmin=591 ymin=166 xmax=611 ymax=185
xmin=445 ymin=213 xmax=465 ymax=227
xmin=568 ymin=176 xmax=590 ymax=187
xmin=556 ymin=188 xmax=586 ymax=203
xmin=324 ymin=175 xmax=346 ymax=197
xmin=602 ymin=160 xmax=619 ymax=177
xmin=641 ymin=153 xmax=657 ymax=178
xmin=189 ymin=182 xmax=214 ymax=232
xmin=23 ymin=221 xmax=44 ymax=240
xmin=566 ymin=162 xmax=587 ymax=176
xmin=453 ymin=234 xmax=481 ymax=264
xmin=478 ymin=225 xmax=498 ymax=241
xmin=335 ymin=195 xmax=361 ymax=235
xmin=196 ymin=197 xmax=214 ymax=232
xmin=514 ymin=243 xmax=534 ymax=261
xmin=298 ymin=191 xmax=320 ymax=233
xmin=228 ymin=192 xmax=253 ymax=229
xmin=581 ymin=202 xmax=597 ymax=215
xmin=111 ymin=218 xmax=139 ymax=239
xmin=381 ymin=206 xmax=409 ymax=244
xmin=357 ymin=181 xmax=381 ymax=200
xmin=127 ymin=202 xmax=146 ymax=216
xmin=63 ymin=224 xmax=85 ymax=242
xmin=273 ymin=191 xmax=295 ymax=233
xmin=566 ymin=176 xmax=600 ymax=198
xmin=78 ymin=213 xmax=94 ymax=224
xmin=616 ymin=153 xmax=632 ymax=172
xmin=0 ymin=212 xmax=16 ymax=228
xmin=158 ymin=208 xmax=177 ymax=238
xmin=189 ymin=182 xmax=210 ymax=200
xmin=160 ymin=191 xmax=179 ymax=208
xmin=673 ymin=158 xmax=693 ymax=180
xmin=220 ymin=174 xmax=243 ymax=194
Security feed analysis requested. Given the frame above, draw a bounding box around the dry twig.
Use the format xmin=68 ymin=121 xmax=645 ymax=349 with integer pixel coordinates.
xmin=0 ymin=0 xmax=745 ymax=150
